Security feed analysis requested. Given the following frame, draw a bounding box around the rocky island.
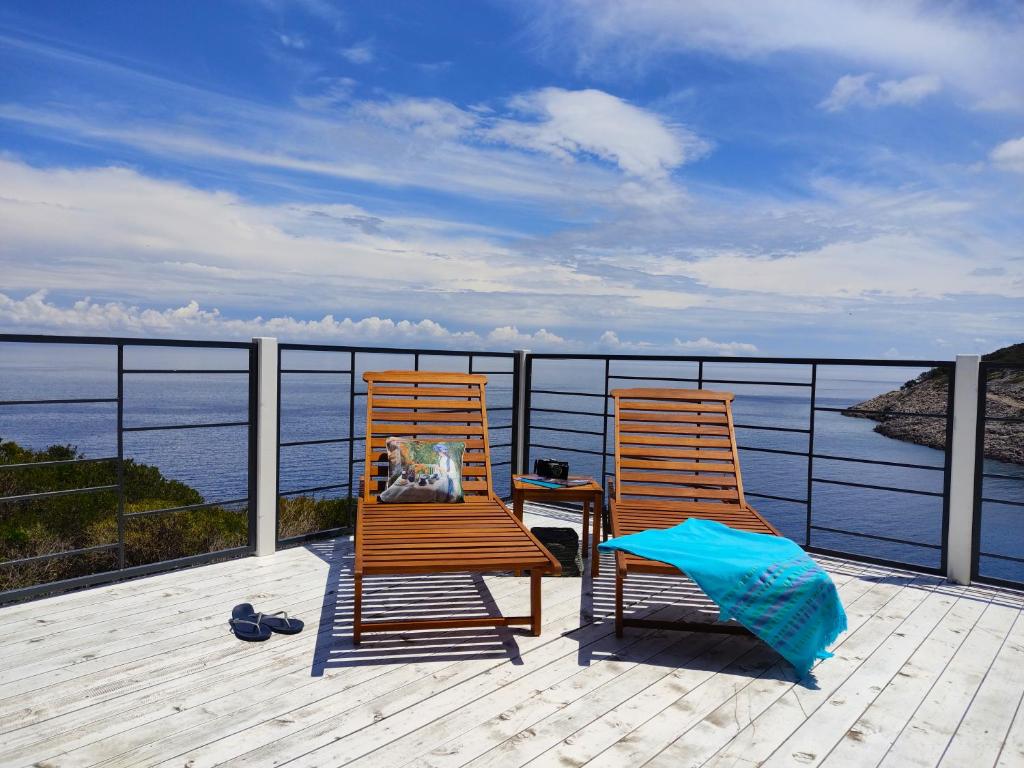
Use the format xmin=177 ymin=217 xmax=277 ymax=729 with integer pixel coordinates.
xmin=843 ymin=343 xmax=1024 ymax=465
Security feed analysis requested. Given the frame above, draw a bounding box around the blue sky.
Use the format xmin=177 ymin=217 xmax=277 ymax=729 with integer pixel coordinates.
xmin=0 ymin=0 xmax=1021 ymax=357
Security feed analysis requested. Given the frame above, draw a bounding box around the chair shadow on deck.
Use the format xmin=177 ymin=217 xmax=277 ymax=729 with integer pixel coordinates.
xmin=575 ymin=550 xmax=804 ymax=686
xmin=304 ymin=537 xmax=523 ymax=675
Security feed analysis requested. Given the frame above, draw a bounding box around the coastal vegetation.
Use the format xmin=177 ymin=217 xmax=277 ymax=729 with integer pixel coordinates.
xmin=0 ymin=439 xmax=353 ymax=593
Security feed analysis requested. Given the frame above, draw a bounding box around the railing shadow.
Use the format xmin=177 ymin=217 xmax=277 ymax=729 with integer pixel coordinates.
xmin=304 ymin=537 xmax=522 ymax=674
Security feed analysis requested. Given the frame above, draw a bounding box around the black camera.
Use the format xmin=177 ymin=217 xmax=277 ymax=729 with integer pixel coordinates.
xmin=533 ymin=458 xmax=569 ymax=481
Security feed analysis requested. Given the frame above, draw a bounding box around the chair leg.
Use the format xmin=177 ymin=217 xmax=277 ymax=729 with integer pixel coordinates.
xmin=530 ymin=570 xmax=542 ymax=636
xmin=353 ymin=573 xmax=363 ymax=645
xmin=614 ymin=566 xmax=624 ymax=638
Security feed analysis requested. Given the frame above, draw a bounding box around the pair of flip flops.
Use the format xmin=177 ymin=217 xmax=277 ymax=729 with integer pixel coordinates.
xmin=229 ymin=602 xmax=304 ymax=642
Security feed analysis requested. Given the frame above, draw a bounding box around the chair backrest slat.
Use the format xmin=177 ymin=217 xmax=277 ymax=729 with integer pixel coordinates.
xmin=362 ymin=371 xmax=493 ymax=503
xmin=612 ymin=388 xmax=747 ymax=510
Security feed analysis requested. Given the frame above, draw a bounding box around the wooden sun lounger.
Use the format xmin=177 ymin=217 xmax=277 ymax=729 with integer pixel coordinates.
xmin=609 ymin=388 xmax=781 ymax=637
xmin=354 ymin=371 xmax=560 ymax=644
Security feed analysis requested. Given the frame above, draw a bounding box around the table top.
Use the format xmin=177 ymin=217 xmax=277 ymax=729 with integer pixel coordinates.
xmin=512 ymin=475 xmax=602 ymax=493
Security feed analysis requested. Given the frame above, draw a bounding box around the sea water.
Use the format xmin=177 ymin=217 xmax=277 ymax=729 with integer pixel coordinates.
xmin=1 ymin=345 xmax=1021 ymax=582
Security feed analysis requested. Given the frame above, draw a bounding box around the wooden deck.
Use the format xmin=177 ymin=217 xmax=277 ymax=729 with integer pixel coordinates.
xmin=1 ymin=504 xmax=1023 ymax=768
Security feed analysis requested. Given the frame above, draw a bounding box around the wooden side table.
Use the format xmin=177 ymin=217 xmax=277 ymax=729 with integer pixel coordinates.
xmin=511 ymin=476 xmax=604 ymax=577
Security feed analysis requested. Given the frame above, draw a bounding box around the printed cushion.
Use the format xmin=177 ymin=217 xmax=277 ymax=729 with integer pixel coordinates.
xmin=380 ymin=438 xmax=465 ymax=503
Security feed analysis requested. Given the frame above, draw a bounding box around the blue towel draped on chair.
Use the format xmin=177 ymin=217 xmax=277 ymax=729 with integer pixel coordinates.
xmin=599 ymin=518 xmax=847 ymax=676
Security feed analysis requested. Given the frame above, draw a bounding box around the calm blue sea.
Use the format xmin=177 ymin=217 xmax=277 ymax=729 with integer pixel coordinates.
xmin=1 ymin=345 xmax=1021 ymax=583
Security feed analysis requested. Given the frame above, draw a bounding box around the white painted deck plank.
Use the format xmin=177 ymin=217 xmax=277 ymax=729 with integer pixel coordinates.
xmin=0 ymin=519 xmax=1021 ymax=768
xmin=876 ymin=599 xmax=1023 ymax=768
xmin=938 ymin=608 xmax=1024 ymax=768
xmin=818 ymin=587 xmax=993 ymax=768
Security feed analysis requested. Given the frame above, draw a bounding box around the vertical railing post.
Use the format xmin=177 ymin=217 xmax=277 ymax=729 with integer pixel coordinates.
xmin=253 ymin=336 xmax=279 ymax=557
xmin=947 ymin=354 xmax=981 ymax=584
xmin=512 ymin=349 xmax=530 ymax=474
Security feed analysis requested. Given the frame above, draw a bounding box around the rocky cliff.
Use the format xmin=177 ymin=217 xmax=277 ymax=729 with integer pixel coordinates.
xmin=843 ymin=343 xmax=1024 ymax=465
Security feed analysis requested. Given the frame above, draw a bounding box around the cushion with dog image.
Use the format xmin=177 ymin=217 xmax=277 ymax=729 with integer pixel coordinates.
xmin=380 ymin=438 xmax=465 ymax=503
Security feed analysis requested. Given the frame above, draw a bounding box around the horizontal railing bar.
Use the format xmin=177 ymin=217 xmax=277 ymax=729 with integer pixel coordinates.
xmin=812 ymin=477 xmax=945 ymax=497
xmin=0 ymin=484 xmax=118 ymax=504
xmin=280 ymin=369 xmax=352 ymax=374
xmin=532 ymin=389 xmax=605 ymax=399
xmin=734 ymin=423 xmax=811 ymax=434
xmin=979 ymin=497 xmax=1024 ymax=509
xmin=492 ymin=460 xmax=511 ymax=467
xmin=123 ymin=498 xmax=248 ymax=519
xmin=0 ymin=543 xmax=119 ymax=568
xmin=737 ymin=445 xmax=809 ymax=457
xmin=813 ymin=452 xmax=945 ymax=472
xmin=745 ymin=491 xmax=808 ymax=505
xmin=122 ymin=420 xmax=249 ymax=432
xmin=0 ymin=546 xmax=253 ymax=606
xmin=469 ymin=370 xmax=513 ymax=375
xmin=0 ymin=333 xmax=253 ymax=349
xmin=278 ymin=483 xmax=347 ymax=496
xmin=280 ymin=437 xmax=350 ymax=447
xmin=0 ymin=456 xmax=119 ymax=471
xmin=490 ymin=442 xmax=512 ymax=449
xmin=278 ymin=526 xmax=353 ymax=547
xmin=530 ymin=407 xmax=604 ymax=418
xmin=817 ymin=406 xmax=947 ymax=418
xmin=981 ymin=415 xmax=1024 ymax=424
xmin=703 ymin=378 xmax=812 ymax=388
xmin=529 ymin=442 xmax=606 ymax=457
xmin=530 ymin=425 xmax=606 ymax=437
xmin=278 ymin=342 xmax=513 ymax=356
xmin=810 ymin=524 xmax=942 ymax=549
xmin=609 ymin=374 xmax=699 ymax=383
xmin=977 ymin=551 xmax=1024 ymax=564
xmin=528 ymin=352 xmax=952 ymax=367
xmin=122 ymin=369 xmax=249 ymax=374
xmin=489 ymin=424 xmax=513 ymax=430
xmin=804 ymin=544 xmax=941 ymax=574
xmin=0 ymin=397 xmax=117 ymax=406
xmin=981 ymin=471 xmax=1024 ymax=481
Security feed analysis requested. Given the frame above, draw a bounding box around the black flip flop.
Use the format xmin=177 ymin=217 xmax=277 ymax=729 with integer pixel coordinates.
xmin=229 ymin=614 xmax=271 ymax=641
xmin=232 ymin=602 xmax=304 ymax=635
xmin=259 ymin=610 xmax=304 ymax=634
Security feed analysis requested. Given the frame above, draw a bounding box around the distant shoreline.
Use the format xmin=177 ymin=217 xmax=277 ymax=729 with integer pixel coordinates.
xmin=842 ymin=352 xmax=1024 ymax=466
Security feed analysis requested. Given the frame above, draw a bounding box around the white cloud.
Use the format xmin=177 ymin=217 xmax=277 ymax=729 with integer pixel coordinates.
xmin=667 ymin=234 xmax=1024 ymax=300
xmin=820 ymin=73 xmax=942 ymax=112
xmin=486 ymin=88 xmax=709 ymax=179
xmin=355 ymin=97 xmax=478 ymax=140
xmin=278 ymin=33 xmax=307 ymax=50
xmin=0 ymin=291 xmax=577 ymax=349
xmin=990 ymin=136 xmax=1024 ymax=173
xmin=673 ymin=337 xmax=758 ymax=355
xmin=535 ymin=0 xmax=1024 ymax=110
xmin=340 ymin=40 xmax=374 ymax=64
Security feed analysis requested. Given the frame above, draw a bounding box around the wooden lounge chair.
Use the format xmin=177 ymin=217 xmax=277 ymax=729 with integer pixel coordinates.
xmin=354 ymin=371 xmax=560 ymax=644
xmin=609 ymin=388 xmax=780 ymax=637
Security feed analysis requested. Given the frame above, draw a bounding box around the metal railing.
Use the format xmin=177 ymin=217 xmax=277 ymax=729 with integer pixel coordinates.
xmin=275 ymin=343 xmax=517 ymax=545
xmin=3 ymin=332 xmax=1020 ymax=604
xmin=523 ymin=353 xmax=955 ymax=573
xmin=972 ymin=361 xmax=1024 ymax=588
xmin=0 ymin=334 xmax=257 ymax=603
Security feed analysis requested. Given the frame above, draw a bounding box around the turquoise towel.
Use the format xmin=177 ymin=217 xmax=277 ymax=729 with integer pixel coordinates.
xmin=599 ymin=518 xmax=847 ymax=676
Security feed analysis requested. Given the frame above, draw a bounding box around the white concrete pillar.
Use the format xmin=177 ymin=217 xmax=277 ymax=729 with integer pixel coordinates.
xmin=947 ymin=354 xmax=981 ymax=585
xmin=253 ymin=336 xmax=279 ymax=557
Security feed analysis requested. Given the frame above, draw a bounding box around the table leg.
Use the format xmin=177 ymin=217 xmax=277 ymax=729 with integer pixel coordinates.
xmin=591 ymin=492 xmax=602 ymax=578
xmin=581 ymin=499 xmax=590 ymax=558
